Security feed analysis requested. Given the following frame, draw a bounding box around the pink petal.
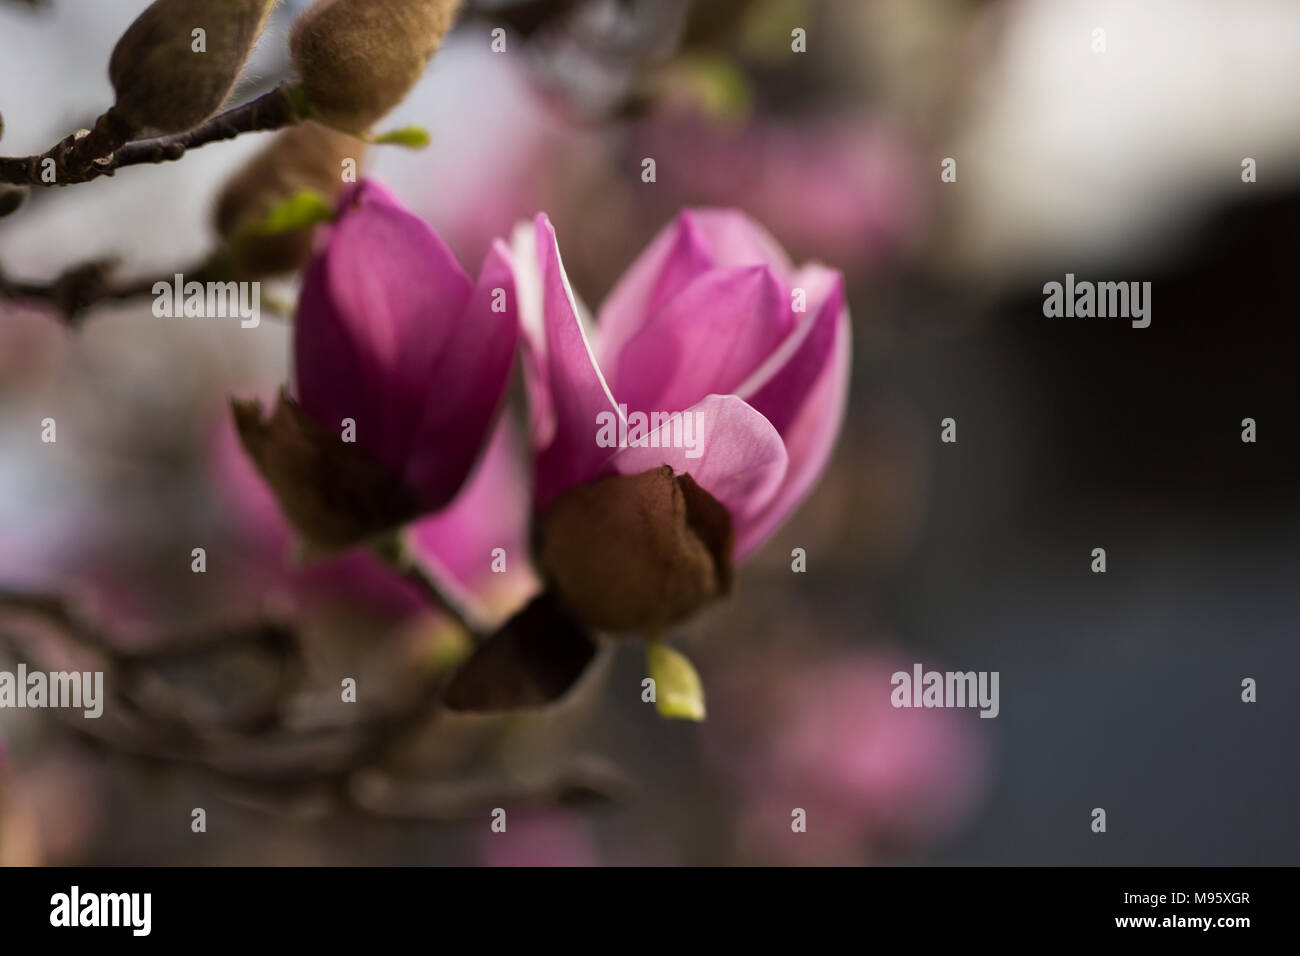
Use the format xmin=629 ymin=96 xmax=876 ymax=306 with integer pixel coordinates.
xmin=595 ymin=208 xmax=796 ymax=367
xmin=734 ymin=280 xmax=851 ymax=559
xmin=683 ymin=208 xmax=796 ymax=284
xmin=336 ymin=178 xmax=409 ymax=214
xmin=738 ymin=265 xmax=844 ymax=435
xmin=294 ymin=179 xmax=474 ymax=487
xmin=402 ymin=240 xmax=520 ymax=509
xmin=516 ymin=214 xmax=620 ymax=511
xmin=608 ymin=394 xmax=788 ymax=534
xmin=613 ymin=264 xmax=792 ymax=414
xmin=595 ymin=212 xmax=714 ymax=368
xmin=407 ymin=416 xmax=539 ymax=626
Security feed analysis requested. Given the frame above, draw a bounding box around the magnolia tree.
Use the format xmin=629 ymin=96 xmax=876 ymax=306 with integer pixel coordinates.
xmin=0 ymin=0 xmax=850 ymax=823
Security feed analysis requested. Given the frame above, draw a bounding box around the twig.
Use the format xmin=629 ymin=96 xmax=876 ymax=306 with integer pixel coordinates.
xmin=346 ymin=754 xmax=635 ymax=821
xmin=0 ymin=259 xmax=180 ymax=324
xmin=0 ymin=85 xmax=303 ymax=187
xmin=0 ymin=588 xmax=119 ymax=658
xmin=0 ymin=585 xmax=629 ymax=822
xmin=0 ymin=256 xmax=292 ymax=325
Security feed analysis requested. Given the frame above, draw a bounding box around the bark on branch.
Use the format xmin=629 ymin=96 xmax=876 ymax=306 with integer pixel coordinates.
xmin=0 ymin=85 xmax=303 ymax=188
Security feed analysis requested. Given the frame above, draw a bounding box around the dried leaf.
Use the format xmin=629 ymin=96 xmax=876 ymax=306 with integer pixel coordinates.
xmin=442 ymin=592 xmax=597 ymax=712
xmin=231 ymin=390 xmax=420 ymax=554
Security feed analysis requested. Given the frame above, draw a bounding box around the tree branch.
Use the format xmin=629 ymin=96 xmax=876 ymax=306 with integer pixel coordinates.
xmin=0 ymin=85 xmax=304 ymax=188
xmin=346 ymin=755 xmax=635 ymax=822
xmin=0 ymin=258 xmax=181 ymax=324
xmin=0 ymin=255 xmax=296 ymax=325
xmin=0 ymin=585 xmax=628 ymax=822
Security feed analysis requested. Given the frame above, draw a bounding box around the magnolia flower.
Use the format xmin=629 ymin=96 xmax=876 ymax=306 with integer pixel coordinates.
xmin=236 ymin=179 xmax=519 ymax=551
xmin=296 ymin=178 xmax=517 ymax=510
xmin=516 ymin=208 xmax=850 ymax=561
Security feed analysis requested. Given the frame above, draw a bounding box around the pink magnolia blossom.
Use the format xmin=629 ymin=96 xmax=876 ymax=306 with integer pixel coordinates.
xmin=294 ymin=179 xmax=519 ymax=516
xmin=514 ymin=208 xmax=851 ymax=558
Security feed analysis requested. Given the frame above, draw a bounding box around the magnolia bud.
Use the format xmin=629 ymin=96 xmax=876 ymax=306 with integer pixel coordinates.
xmin=109 ymin=0 xmax=277 ymax=134
xmin=290 ymin=0 xmax=460 ymax=132
xmin=214 ymin=120 xmax=365 ymax=277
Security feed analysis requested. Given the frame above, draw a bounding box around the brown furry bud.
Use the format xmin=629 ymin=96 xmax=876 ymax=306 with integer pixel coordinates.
xmin=214 ymin=120 xmax=365 ymax=277
xmin=109 ymin=0 xmax=277 ymax=134
xmin=290 ymin=0 xmax=460 ymax=132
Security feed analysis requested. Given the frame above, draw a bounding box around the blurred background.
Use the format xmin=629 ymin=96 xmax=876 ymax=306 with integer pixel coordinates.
xmin=1 ymin=0 xmax=1298 ymax=865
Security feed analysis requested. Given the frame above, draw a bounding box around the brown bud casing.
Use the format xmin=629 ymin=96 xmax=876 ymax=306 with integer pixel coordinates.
xmin=535 ymin=466 xmax=735 ymax=635
xmin=109 ymin=0 xmax=278 ymax=134
xmin=232 ymin=391 xmax=421 ymax=555
xmin=214 ymin=120 xmax=365 ymax=277
xmin=290 ymin=0 xmax=460 ymax=132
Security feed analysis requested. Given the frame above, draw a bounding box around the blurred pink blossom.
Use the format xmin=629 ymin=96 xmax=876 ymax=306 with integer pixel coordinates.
xmin=477 ymin=809 xmax=601 ymax=867
xmin=636 ymin=113 xmax=926 ymax=271
xmin=705 ymin=650 xmax=990 ymax=864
